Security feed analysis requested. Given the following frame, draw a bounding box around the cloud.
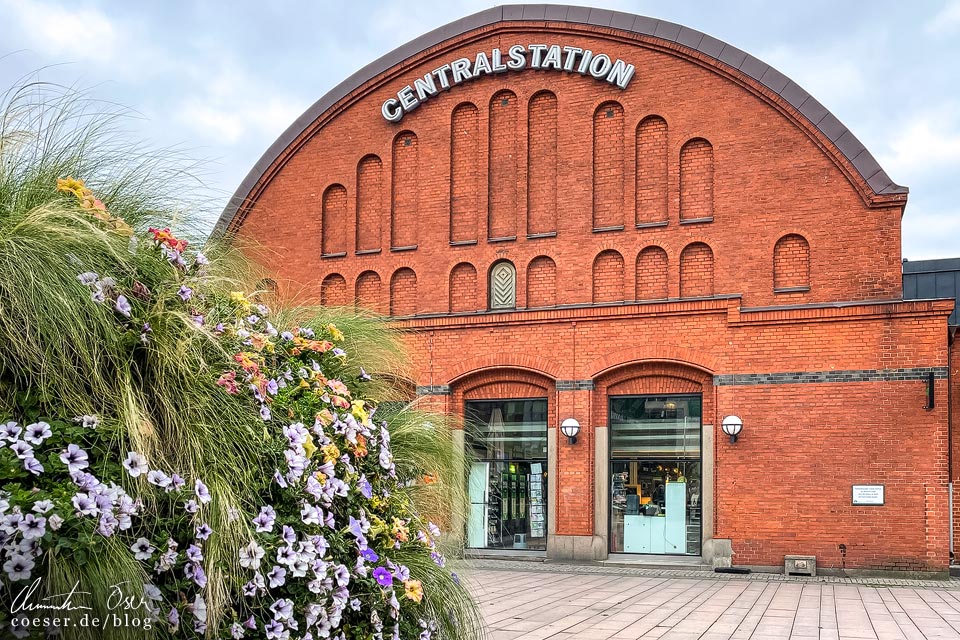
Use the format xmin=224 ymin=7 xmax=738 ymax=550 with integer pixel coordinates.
xmin=925 ymin=0 xmax=960 ymax=35
xmin=0 ymin=0 xmax=117 ymax=63
xmin=172 ymin=64 xmax=306 ymax=144
xmin=877 ymin=107 xmax=960 ymax=182
xmin=756 ymin=44 xmax=868 ymax=112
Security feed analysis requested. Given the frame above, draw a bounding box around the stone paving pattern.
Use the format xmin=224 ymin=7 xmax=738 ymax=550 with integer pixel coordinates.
xmin=464 ymin=561 xmax=960 ymax=639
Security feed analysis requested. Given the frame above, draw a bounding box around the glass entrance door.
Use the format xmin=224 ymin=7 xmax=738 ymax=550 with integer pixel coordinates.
xmin=465 ymin=399 xmax=547 ymax=551
xmin=609 ymin=395 xmax=701 ymax=555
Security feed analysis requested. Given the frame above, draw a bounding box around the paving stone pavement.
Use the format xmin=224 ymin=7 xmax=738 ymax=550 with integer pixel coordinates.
xmin=463 ymin=561 xmax=960 ymax=640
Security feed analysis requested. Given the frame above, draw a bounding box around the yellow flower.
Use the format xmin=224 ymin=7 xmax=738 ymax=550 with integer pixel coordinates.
xmin=303 ymin=432 xmax=317 ymax=459
xmin=229 ymin=291 xmax=251 ymax=308
xmin=327 ymin=323 xmax=344 ymax=341
xmin=403 ymin=580 xmax=424 ymax=603
xmin=321 ymin=444 xmax=340 ymax=464
xmin=391 ymin=517 xmax=409 ymax=542
xmin=57 ymin=176 xmax=89 ymax=198
xmin=351 ymin=399 xmax=368 ymax=423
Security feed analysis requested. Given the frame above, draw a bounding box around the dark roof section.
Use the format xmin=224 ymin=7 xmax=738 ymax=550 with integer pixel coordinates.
xmin=903 ymin=258 xmax=960 ymax=326
xmin=213 ymin=4 xmax=907 ymax=237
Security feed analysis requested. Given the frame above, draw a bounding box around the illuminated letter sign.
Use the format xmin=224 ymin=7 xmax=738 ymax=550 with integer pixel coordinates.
xmin=381 ymin=44 xmax=635 ymax=122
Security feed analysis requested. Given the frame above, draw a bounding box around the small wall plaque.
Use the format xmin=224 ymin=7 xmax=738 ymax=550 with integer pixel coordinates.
xmin=852 ymin=484 xmax=884 ymax=506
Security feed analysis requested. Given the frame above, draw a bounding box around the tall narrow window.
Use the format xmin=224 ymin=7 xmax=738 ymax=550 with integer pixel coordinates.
xmin=527 ymin=91 xmax=558 ymax=236
xmin=392 ymin=132 xmax=419 ymax=249
xmin=636 ymin=116 xmax=668 ymax=226
xmin=593 ymin=102 xmax=624 ymax=230
xmin=450 ymin=103 xmax=480 ymax=244
xmin=774 ymin=234 xmax=810 ymax=292
xmin=321 ymin=184 xmax=348 ymax=256
xmin=356 ymin=155 xmax=382 ymax=253
xmin=488 ymin=91 xmax=518 ymax=240
xmin=679 ymin=138 xmax=714 ymax=222
xmin=489 ymin=261 xmax=517 ymax=309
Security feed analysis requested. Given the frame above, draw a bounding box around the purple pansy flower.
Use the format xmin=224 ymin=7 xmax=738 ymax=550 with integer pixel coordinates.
xmin=373 ymin=567 xmax=393 ymax=587
xmin=59 ymin=444 xmax=89 ymax=473
xmin=115 ymin=294 xmax=131 ymax=317
xmin=177 ymin=285 xmax=193 ymax=301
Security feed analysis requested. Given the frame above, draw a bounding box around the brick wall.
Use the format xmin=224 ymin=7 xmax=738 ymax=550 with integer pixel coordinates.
xmin=237 ymin=25 xmax=905 ymax=309
xmin=229 ymin=21 xmax=949 ymax=570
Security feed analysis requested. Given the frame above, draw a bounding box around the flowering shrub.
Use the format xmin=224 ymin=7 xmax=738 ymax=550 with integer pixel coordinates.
xmin=0 ymin=177 xmax=477 ymax=639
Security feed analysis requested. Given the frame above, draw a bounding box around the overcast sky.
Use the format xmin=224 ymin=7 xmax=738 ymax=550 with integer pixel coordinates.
xmin=1 ymin=0 xmax=958 ymax=259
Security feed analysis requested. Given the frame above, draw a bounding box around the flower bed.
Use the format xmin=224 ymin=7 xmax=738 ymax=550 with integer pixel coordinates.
xmin=0 ymin=178 xmax=477 ymax=639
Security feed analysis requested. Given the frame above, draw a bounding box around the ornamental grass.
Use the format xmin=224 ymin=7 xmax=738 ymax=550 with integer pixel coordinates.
xmin=0 ymin=81 xmax=480 ymax=640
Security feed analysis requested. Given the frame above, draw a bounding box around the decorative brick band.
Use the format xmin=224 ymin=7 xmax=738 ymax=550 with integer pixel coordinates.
xmin=416 ymin=385 xmax=451 ymax=396
xmin=713 ymin=367 xmax=947 ymax=386
xmin=556 ymin=380 xmax=596 ymax=391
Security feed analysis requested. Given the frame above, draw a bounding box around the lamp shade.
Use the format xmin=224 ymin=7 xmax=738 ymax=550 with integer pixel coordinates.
xmin=721 ymin=415 xmax=743 ymax=437
xmin=560 ymin=418 xmax=580 ymax=441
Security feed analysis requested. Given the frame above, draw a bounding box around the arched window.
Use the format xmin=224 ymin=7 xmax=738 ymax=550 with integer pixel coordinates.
xmin=489 ymin=261 xmax=517 ymax=309
xmin=774 ymin=234 xmax=811 ymax=292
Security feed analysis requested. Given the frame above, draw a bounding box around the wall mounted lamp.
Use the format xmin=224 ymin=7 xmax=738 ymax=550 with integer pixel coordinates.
xmin=560 ymin=418 xmax=580 ymax=445
xmin=721 ymin=415 xmax=743 ymax=444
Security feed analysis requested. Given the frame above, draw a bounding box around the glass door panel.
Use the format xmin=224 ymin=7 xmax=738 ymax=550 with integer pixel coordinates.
xmin=610 ymin=396 xmax=701 ymax=555
xmin=465 ymin=399 xmax=547 ymax=550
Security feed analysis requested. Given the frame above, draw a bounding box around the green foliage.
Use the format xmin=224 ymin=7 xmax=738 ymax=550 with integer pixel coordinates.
xmin=0 ymin=80 xmax=480 ymax=639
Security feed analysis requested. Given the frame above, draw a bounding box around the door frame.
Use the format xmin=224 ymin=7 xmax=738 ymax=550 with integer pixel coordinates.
xmin=606 ymin=393 xmax=704 ymax=556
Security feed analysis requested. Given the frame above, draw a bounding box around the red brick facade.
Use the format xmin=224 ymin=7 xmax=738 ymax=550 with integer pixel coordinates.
xmin=222 ymin=10 xmax=955 ymax=573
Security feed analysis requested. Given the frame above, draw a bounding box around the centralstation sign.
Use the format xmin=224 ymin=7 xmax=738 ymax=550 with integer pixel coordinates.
xmin=381 ymin=44 xmax=636 ymax=122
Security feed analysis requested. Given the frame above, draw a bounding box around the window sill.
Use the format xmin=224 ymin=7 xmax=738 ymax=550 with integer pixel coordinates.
xmin=355 ymin=249 xmax=381 ymax=256
xmin=449 ymin=240 xmax=478 ymax=246
xmin=527 ymin=232 xmax=557 ymax=239
xmin=592 ymin=225 xmax=624 ymax=233
xmin=321 ymin=252 xmax=347 ymax=259
xmin=774 ymin=286 xmax=811 ymax=294
xmin=390 ymin=245 xmax=418 ymax=252
xmin=488 ymin=236 xmax=517 ymax=243
xmin=679 ymin=217 xmax=714 ymax=225
xmin=635 ymin=221 xmax=668 ymax=229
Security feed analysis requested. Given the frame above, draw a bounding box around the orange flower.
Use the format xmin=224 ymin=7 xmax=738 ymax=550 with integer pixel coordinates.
xmin=354 ymin=435 xmax=368 ymax=458
xmin=423 ymin=474 xmax=436 ymax=485
xmin=403 ymin=580 xmax=424 ymax=603
xmin=148 ymin=227 xmax=188 ymax=252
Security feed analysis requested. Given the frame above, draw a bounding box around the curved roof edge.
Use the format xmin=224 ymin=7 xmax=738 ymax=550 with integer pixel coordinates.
xmin=213 ymin=4 xmax=907 ymax=237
